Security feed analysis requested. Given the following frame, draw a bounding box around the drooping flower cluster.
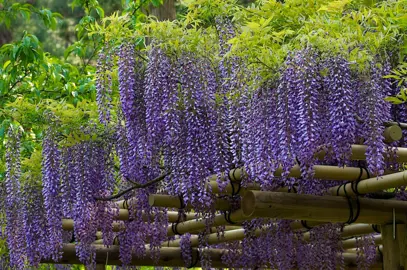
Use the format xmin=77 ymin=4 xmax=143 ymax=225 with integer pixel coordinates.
xmin=22 ymin=183 xmax=48 ymax=267
xmin=5 ymin=129 xmax=26 ymax=269
xmin=3 ymin=16 xmax=406 ymax=269
xmin=42 ymin=127 xmax=63 ymax=261
xmin=180 ymin=233 xmax=192 ymax=267
xmin=323 ymin=57 xmax=356 ymax=165
xmin=356 ymin=234 xmax=379 ymax=269
xmin=96 ymin=43 xmax=114 ymax=125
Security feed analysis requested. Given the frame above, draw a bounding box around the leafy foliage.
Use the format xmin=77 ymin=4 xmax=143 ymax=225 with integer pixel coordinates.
xmin=1 ymin=0 xmax=407 ymax=269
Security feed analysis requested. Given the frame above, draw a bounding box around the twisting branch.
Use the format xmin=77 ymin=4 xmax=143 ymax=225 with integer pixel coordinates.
xmin=94 ymin=172 xmax=170 ymax=201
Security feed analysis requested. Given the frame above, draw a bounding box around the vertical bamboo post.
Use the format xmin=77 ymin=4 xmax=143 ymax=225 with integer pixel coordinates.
xmin=381 ymin=224 xmax=401 ymax=269
xmin=397 ymin=223 xmax=407 ymax=268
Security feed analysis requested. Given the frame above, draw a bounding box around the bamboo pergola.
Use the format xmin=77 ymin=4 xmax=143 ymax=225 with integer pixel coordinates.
xmin=46 ymin=125 xmax=407 ymax=269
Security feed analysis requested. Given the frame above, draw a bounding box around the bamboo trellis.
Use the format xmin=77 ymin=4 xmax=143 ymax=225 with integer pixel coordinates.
xmin=44 ymin=125 xmax=407 ymax=269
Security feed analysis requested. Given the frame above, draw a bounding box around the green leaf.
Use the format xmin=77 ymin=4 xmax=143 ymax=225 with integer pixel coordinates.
xmin=3 ymin=60 xmax=11 ymax=70
xmin=385 ymin=96 xmax=404 ymax=104
xmin=95 ymin=6 xmax=105 ymax=18
xmin=151 ymin=0 xmax=163 ymax=8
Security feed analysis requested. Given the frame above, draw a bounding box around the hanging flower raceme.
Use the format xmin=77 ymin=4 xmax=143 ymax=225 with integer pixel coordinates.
xmin=42 ymin=126 xmax=63 ymax=262
xmin=362 ymin=63 xmax=392 ymax=176
xmin=66 ymin=133 xmax=118 ymax=267
xmin=118 ymin=42 xmax=148 ymax=182
xmin=22 ymin=183 xmax=48 ymax=267
xmin=5 ymin=129 xmax=26 ymax=269
xmin=60 ymin=147 xmax=75 ymax=219
xmin=290 ymin=50 xmax=323 ymax=179
xmin=171 ymin=55 xmax=218 ymax=209
xmin=180 ymin=233 xmax=192 ymax=267
xmin=145 ymin=47 xmax=172 ymax=165
xmin=323 ymin=56 xmax=356 ymax=166
xmin=275 ymin=53 xmax=298 ymax=178
xmin=95 ymin=43 xmax=114 ymax=125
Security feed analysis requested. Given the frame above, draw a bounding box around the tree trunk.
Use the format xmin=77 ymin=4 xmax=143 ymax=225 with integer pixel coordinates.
xmin=150 ymin=0 xmax=176 ymax=21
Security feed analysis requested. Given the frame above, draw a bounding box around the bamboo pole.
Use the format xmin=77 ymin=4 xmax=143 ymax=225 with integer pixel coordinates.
xmin=342 ymin=235 xmax=382 ymax=250
xmin=341 ymin=223 xmax=379 ymax=238
xmin=385 ymin=121 xmax=407 ymax=130
xmin=148 ymin=194 xmax=231 ymax=211
xmin=290 ymin=220 xmax=325 ymax=230
xmin=271 ymin=165 xmax=376 ymax=181
xmin=93 ymin=238 xmax=120 ymax=245
xmin=62 ymin=210 xmax=195 ymax=231
xmin=207 ymin=181 xmax=259 ymax=196
xmin=381 ymin=224 xmax=401 ymax=269
xmin=166 ymin=209 xmax=250 ymax=237
xmin=383 ymin=125 xmax=403 ymax=143
xmin=242 ymin=191 xmax=407 ymax=224
xmin=397 ymin=223 xmax=407 ymax=268
xmin=328 ymin=171 xmax=407 ymax=196
xmin=348 ymin=144 xmax=407 ymax=162
xmin=207 ymin=144 xmax=407 ymax=186
xmin=165 ymin=222 xmax=380 ymax=248
xmin=62 ymin=219 xmax=124 ymax=232
xmin=116 ymin=209 xmax=195 ymax=221
xmin=210 ymin=165 xmax=376 ymax=185
xmin=302 ymin=223 xmax=380 ymax=242
xmin=342 ymin=252 xmax=382 ymax=268
xmin=345 ymin=245 xmax=383 ymax=254
xmin=41 ymin=244 xmax=227 ymax=267
xmin=188 ymin=225 xmax=242 ymax=234
xmin=164 ymin=229 xmax=247 ymax=247
xmin=42 ymin=244 xmax=374 ymax=268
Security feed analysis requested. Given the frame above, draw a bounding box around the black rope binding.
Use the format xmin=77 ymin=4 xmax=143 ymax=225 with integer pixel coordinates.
xmin=171 ymin=221 xmax=181 ymax=235
xmin=171 ymin=194 xmax=186 ymax=235
xmin=229 ymin=169 xmax=242 ymax=197
xmin=351 ymin=164 xmax=370 ymax=196
xmin=224 ymin=210 xmax=237 ymax=225
xmin=70 ymin=232 xmax=76 ymax=243
xmin=343 ymin=183 xmax=361 ymax=225
xmin=112 ymin=235 xmax=119 ymax=245
xmin=178 ymin=194 xmax=186 ymax=210
xmin=301 ymin=220 xmax=312 ymax=231
xmin=123 ymin=198 xmax=129 ymax=210
xmin=187 ymin=249 xmax=200 ymax=268
xmin=372 ymin=224 xmax=381 ymax=234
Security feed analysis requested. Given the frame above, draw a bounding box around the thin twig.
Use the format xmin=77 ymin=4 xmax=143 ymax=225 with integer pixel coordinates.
xmin=94 ymin=172 xmax=170 ymax=201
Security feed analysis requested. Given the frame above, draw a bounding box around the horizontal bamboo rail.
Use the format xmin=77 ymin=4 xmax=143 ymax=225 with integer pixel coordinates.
xmin=345 ymin=245 xmax=383 ymax=254
xmin=165 ymin=190 xmax=404 ymax=236
xmin=328 ymin=171 xmax=407 ymax=196
xmin=242 ymin=191 xmax=407 ymax=224
xmin=342 ymin=235 xmax=382 ymax=250
xmin=41 ymin=244 xmax=380 ymax=268
xmin=343 ymin=253 xmax=382 ymax=269
xmin=347 ymin=145 xmax=407 ymax=163
xmin=115 ymin=209 xmax=195 ymax=221
xmin=207 ymin=181 xmax=259 ymax=196
xmin=62 ymin=210 xmax=196 ymax=231
xmin=166 ymin=209 xmax=249 ymax=237
xmin=148 ymin=194 xmax=231 ymax=211
xmin=211 ymin=165 xmax=376 ymax=185
xmin=208 ymin=144 xmax=407 ymax=185
xmin=165 ymin=222 xmax=381 ymax=248
xmin=341 ymin=223 xmax=379 ymax=238
xmin=93 ymin=238 xmax=119 ymax=245
xmin=41 ymin=244 xmax=227 ymax=267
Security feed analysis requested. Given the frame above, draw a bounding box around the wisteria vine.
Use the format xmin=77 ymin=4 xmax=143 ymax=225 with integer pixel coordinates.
xmin=2 ymin=16 xmax=406 ymax=270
